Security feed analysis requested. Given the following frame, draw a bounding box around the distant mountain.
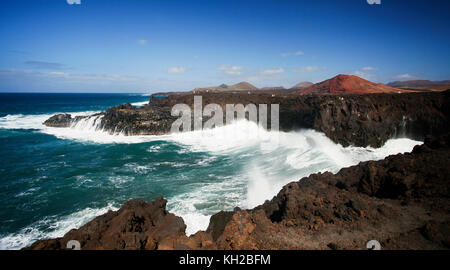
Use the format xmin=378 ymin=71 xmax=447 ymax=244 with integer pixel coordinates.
xmin=290 ymin=82 xmax=313 ymax=90
xmin=388 ymin=80 xmax=435 ymax=88
xmin=231 ymin=82 xmax=259 ymax=91
xmin=192 ymin=81 xmax=258 ymax=93
xmin=300 ymin=74 xmax=409 ymax=94
xmin=387 ymin=80 xmax=450 ymax=91
xmin=260 ymin=86 xmax=286 ymax=91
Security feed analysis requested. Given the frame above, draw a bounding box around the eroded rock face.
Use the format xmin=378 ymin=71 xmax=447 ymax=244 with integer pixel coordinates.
xmin=25 ymin=134 xmax=450 ymax=250
xmin=209 ymin=134 xmax=450 ymax=250
xmin=43 ymin=114 xmax=73 ymax=127
xmin=24 ymin=197 xmax=214 ymax=250
xmin=43 ymin=91 xmax=449 ymax=147
xmin=98 ymin=103 xmax=176 ymax=136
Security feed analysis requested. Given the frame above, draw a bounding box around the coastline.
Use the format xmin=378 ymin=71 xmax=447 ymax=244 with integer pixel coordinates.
xmin=3 ymin=0 xmax=450 ymax=256
xmin=22 ymin=90 xmax=450 ymax=250
xmin=25 ymin=133 xmax=450 ymax=250
xmin=44 ymin=90 xmax=450 ymax=147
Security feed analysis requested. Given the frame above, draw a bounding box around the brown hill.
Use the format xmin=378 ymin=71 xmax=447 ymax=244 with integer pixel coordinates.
xmin=230 ymin=81 xmax=258 ymax=91
xmin=387 ymin=80 xmax=450 ymax=92
xmin=290 ymin=81 xmax=313 ymax=89
xmin=388 ymin=80 xmax=435 ymax=88
xmin=193 ymin=81 xmax=258 ymax=93
xmin=300 ymin=75 xmax=410 ymax=94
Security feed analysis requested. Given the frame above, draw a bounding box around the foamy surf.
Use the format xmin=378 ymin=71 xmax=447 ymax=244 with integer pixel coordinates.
xmin=130 ymin=101 xmax=148 ymax=107
xmin=165 ymin=124 xmax=421 ymax=234
xmin=0 ymin=112 xmax=422 ymax=242
xmin=0 ymin=111 xmax=161 ymax=143
xmin=0 ymin=203 xmax=118 ymax=250
xmin=0 ymin=111 xmax=100 ymax=130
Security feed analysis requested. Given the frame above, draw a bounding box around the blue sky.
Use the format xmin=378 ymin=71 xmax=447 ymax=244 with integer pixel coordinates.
xmin=0 ymin=0 xmax=449 ymax=93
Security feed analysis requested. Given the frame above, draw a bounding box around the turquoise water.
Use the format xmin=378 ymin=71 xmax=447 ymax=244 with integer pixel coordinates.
xmin=0 ymin=93 xmax=422 ymax=249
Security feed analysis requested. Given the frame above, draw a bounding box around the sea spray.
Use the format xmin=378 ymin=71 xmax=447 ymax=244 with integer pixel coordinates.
xmin=0 ymin=111 xmax=422 ymax=246
xmin=246 ymin=164 xmax=274 ymax=208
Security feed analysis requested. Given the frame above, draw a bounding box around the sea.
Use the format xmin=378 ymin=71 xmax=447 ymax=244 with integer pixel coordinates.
xmin=0 ymin=93 xmax=422 ymax=249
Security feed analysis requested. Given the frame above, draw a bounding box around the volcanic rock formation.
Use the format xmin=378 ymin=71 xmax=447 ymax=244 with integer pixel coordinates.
xmin=43 ymin=113 xmax=73 ymax=127
xmin=43 ymin=89 xmax=450 ymax=147
xmin=25 ymin=134 xmax=450 ymax=250
xmin=300 ymin=75 xmax=411 ymax=94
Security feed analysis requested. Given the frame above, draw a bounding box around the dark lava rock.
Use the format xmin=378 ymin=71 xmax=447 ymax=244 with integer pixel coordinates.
xmin=25 ymin=134 xmax=450 ymax=250
xmin=206 ymin=211 xmax=235 ymax=241
xmin=24 ymin=197 xmax=199 ymax=250
xmin=98 ymin=104 xmax=177 ymax=136
xmin=43 ymin=90 xmax=449 ymax=147
xmin=43 ymin=113 xmax=73 ymax=127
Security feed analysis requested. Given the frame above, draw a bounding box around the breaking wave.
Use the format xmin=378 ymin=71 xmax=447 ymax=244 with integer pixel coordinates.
xmin=0 ymin=111 xmax=422 ymax=241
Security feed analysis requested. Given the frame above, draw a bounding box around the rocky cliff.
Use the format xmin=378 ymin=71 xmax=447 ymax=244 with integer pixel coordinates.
xmin=25 ymin=134 xmax=450 ymax=250
xmin=44 ymin=90 xmax=449 ymax=147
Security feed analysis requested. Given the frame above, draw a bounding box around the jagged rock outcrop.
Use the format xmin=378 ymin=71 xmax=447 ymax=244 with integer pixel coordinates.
xmin=98 ymin=103 xmax=176 ymax=136
xmin=43 ymin=90 xmax=449 ymax=147
xmin=202 ymin=133 xmax=450 ymax=250
xmin=26 ymin=134 xmax=450 ymax=250
xmin=43 ymin=114 xmax=73 ymax=127
xmin=24 ymin=197 xmax=215 ymax=250
xmin=148 ymin=90 xmax=449 ymax=147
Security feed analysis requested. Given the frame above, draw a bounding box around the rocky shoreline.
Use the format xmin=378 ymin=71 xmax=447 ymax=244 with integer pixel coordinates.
xmin=44 ymin=90 xmax=449 ymax=147
xmin=25 ymin=133 xmax=450 ymax=250
xmin=34 ymin=88 xmax=450 ymax=250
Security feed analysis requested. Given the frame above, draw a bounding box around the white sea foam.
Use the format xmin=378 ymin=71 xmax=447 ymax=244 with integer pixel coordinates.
xmin=166 ymin=121 xmax=421 ymax=232
xmin=108 ymin=175 xmax=135 ymax=188
xmin=0 ymin=111 xmax=99 ymax=130
xmin=0 ymin=113 xmax=423 ymax=240
xmin=167 ymin=175 xmax=245 ymax=235
xmin=130 ymin=101 xmax=148 ymax=107
xmin=39 ymin=114 xmax=165 ymax=144
xmin=15 ymin=187 xmax=40 ymax=198
xmin=243 ymin=130 xmax=421 ymax=208
xmin=0 ymin=203 xmax=118 ymax=250
xmin=124 ymin=163 xmax=155 ymax=174
xmin=168 ymin=120 xmax=269 ymax=153
xmin=147 ymin=145 xmax=162 ymax=152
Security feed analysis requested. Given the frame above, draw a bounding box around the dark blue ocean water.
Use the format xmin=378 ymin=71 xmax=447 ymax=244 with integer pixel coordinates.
xmin=0 ymin=93 xmax=147 ymax=116
xmin=0 ymin=93 xmax=421 ymax=249
xmin=0 ymin=93 xmax=252 ymax=249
